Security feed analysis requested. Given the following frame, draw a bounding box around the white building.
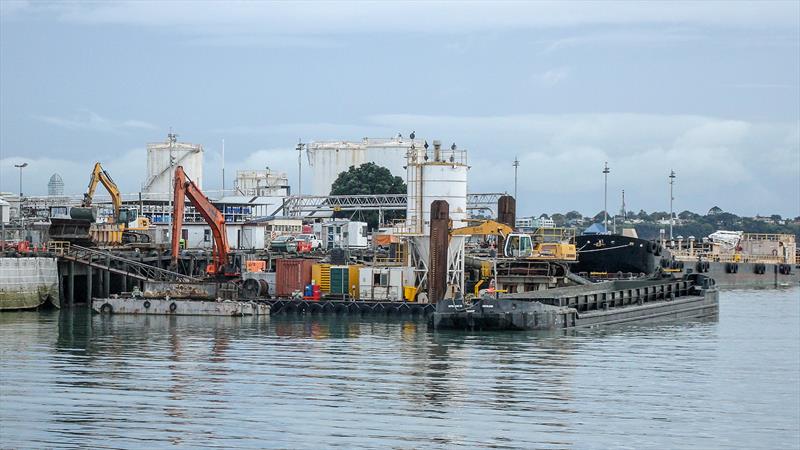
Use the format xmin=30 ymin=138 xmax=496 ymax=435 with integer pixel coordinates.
xmin=516 ymin=217 xmax=555 ymax=230
xmin=162 ymin=222 xmax=270 ymax=251
xmin=306 ymin=136 xmax=417 ymax=196
xmin=0 ymin=198 xmax=10 ymax=224
xmin=321 ymin=220 xmax=368 ymax=249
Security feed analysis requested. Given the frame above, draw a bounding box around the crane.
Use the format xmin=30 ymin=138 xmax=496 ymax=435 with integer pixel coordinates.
xmin=171 ymin=166 xmax=235 ymax=277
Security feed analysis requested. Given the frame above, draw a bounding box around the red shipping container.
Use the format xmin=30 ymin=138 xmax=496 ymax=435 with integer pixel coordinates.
xmin=275 ymin=259 xmax=315 ymax=297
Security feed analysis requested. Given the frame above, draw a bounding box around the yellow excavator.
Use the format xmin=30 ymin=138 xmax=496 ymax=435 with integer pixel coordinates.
xmin=50 ymin=162 xmax=151 ymax=246
xmin=81 ymin=162 xmax=150 ymax=243
xmin=451 ymin=219 xmax=578 ymax=296
xmin=451 ymin=219 xmax=576 ymax=261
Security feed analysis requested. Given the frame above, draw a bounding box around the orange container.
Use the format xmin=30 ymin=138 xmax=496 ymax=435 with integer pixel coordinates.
xmin=275 ymin=259 xmax=315 ymax=297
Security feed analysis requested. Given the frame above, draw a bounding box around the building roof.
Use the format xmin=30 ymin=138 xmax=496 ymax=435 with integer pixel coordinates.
xmin=583 ymin=223 xmax=608 ymax=235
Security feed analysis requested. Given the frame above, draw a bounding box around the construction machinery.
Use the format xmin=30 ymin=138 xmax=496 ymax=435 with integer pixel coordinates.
xmin=81 ymin=162 xmax=150 ymax=243
xmin=452 ymin=220 xmax=578 ymax=296
xmin=49 ymin=162 xmax=150 ymax=246
xmin=451 ymin=220 xmax=576 ymax=261
xmin=171 ymin=165 xmax=238 ymax=278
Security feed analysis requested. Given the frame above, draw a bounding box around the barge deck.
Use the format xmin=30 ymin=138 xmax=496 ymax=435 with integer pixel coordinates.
xmin=433 ymin=274 xmax=718 ymax=331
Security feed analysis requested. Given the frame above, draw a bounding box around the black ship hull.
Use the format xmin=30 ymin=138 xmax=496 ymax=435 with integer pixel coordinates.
xmin=574 ymin=234 xmax=661 ymax=275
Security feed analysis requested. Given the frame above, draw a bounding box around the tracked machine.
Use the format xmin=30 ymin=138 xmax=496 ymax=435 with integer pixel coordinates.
xmin=171 ymin=165 xmax=239 ymax=278
xmin=49 ymin=162 xmax=151 ymax=246
xmin=452 ymin=218 xmax=580 ymax=296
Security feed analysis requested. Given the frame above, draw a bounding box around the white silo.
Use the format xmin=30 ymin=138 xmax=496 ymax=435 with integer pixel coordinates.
xmin=404 ymin=140 xmax=469 ymax=301
xmin=142 ymin=133 xmax=203 ymax=198
xmin=406 ymin=140 xmax=469 ymax=234
xmin=306 ymin=136 xmax=416 ymax=196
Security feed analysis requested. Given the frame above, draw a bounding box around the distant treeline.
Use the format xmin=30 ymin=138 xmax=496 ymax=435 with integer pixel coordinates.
xmin=539 ymin=209 xmax=800 ymax=241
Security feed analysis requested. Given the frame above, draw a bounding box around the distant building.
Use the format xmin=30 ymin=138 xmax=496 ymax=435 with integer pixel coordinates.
xmin=234 ymin=169 xmax=290 ymax=197
xmin=753 ymin=215 xmax=776 ymax=224
xmin=516 ymin=216 xmax=555 ymax=230
xmin=47 ymin=173 xmax=64 ymax=196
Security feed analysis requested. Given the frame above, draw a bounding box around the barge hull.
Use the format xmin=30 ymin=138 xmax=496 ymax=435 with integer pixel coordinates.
xmin=92 ymin=297 xmax=269 ymax=316
xmin=433 ymin=276 xmax=719 ymax=331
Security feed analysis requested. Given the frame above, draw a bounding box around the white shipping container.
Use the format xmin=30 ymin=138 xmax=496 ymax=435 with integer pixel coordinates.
xmin=322 ymin=220 xmax=368 ymax=249
xmin=358 ymin=266 xmax=414 ymax=301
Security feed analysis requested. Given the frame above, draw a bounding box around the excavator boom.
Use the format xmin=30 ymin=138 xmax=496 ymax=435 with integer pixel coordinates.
xmin=451 ymin=220 xmax=513 ymax=238
xmin=171 ymin=166 xmax=230 ymax=275
xmin=82 ymin=162 xmax=123 ymax=220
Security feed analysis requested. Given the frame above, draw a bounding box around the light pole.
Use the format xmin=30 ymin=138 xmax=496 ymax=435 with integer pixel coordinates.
xmin=669 ymin=169 xmax=676 ymax=240
xmin=512 ymin=156 xmax=519 ymax=200
xmin=603 ymin=161 xmax=610 ymax=233
xmin=296 ymin=140 xmax=305 ymax=196
xmin=14 ymin=162 xmax=28 ymax=197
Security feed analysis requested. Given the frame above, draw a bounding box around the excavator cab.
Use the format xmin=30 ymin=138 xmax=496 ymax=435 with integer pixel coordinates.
xmin=504 ymin=233 xmax=534 ymax=258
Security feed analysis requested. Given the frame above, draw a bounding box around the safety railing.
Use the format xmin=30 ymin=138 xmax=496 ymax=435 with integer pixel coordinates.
xmin=61 ymin=245 xmax=200 ymax=283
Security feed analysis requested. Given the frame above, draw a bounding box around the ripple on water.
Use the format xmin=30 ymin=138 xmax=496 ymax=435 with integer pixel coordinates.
xmin=1 ymin=288 xmax=798 ymax=449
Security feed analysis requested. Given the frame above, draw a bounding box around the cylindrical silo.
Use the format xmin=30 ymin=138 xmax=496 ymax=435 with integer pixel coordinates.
xmin=143 ymin=133 xmax=203 ymax=198
xmin=306 ymin=137 xmax=419 ymax=196
xmin=406 ymin=140 xmax=468 ymax=234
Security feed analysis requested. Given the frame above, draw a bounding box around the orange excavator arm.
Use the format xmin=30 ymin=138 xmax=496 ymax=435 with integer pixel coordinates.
xmin=171 ymin=166 xmax=230 ymax=274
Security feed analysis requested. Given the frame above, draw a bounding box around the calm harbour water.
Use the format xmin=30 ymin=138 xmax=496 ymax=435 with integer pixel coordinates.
xmin=1 ymin=288 xmax=798 ymax=449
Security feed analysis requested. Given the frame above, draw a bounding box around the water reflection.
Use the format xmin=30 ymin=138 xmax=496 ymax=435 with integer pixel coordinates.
xmin=0 ymin=289 xmax=796 ymax=449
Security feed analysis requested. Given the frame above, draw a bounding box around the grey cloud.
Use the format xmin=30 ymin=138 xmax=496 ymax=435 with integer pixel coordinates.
xmin=18 ymin=1 xmax=800 ymax=35
xmin=366 ymin=113 xmax=799 ymax=217
xmin=33 ymin=110 xmax=157 ymax=133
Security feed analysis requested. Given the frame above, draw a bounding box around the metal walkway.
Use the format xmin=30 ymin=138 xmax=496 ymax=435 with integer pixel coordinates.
xmin=271 ymin=192 xmax=507 ymax=217
xmin=55 ymin=244 xmax=200 ymax=283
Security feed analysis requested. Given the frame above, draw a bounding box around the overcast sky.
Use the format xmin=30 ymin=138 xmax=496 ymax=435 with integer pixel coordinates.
xmin=1 ymin=1 xmax=798 ymax=218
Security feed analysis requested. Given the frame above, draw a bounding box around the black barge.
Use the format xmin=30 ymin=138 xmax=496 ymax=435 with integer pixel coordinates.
xmin=432 ymin=274 xmax=718 ymax=331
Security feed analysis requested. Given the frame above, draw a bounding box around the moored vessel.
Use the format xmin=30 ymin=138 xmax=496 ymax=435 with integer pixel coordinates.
xmin=432 ymin=274 xmax=718 ymax=331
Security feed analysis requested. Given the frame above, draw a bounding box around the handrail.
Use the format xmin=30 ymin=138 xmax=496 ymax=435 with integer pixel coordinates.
xmin=64 ymin=245 xmax=200 ymax=283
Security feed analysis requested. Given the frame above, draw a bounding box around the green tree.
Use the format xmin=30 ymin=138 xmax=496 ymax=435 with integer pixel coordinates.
xmin=565 ymin=210 xmax=582 ymax=220
xmin=330 ymin=163 xmax=406 ymax=229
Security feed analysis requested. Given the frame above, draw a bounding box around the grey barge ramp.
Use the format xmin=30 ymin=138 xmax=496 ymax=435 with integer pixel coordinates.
xmin=433 ymin=274 xmax=718 ymax=331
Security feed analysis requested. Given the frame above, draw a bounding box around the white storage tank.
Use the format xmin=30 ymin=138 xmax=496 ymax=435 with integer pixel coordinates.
xmin=406 ymin=140 xmax=468 ymax=234
xmin=143 ymin=133 xmax=204 ymax=198
xmin=306 ymin=137 xmax=417 ymax=196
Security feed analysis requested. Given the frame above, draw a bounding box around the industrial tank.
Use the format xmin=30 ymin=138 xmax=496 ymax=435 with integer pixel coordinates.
xmin=306 ymin=137 xmax=415 ymax=196
xmin=406 ymin=141 xmax=469 ymax=234
xmin=143 ymin=133 xmax=203 ymax=198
